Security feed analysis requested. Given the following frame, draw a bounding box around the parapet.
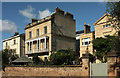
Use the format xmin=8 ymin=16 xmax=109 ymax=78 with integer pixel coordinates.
xmin=55 ymin=7 xmax=73 ymax=19
xmin=25 ymin=7 xmax=74 ymax=30
xmin=25 ymin=16 xmax=52 ymax=30
xmin=31 ymin=19 xmax=38 ymax=23
xmin=65 ymin=12 xmax=73 ymax=19
xmin=55 ymin=7 xmax=64 ymax=15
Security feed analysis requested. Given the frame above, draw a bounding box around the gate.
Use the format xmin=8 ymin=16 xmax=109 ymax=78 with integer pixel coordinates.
xmin=90 ymin=62 xmax=107 ymax=77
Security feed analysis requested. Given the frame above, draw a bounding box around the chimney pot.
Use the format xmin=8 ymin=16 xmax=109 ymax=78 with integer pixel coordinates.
xmin=14 ymin=32 xmax=19 ymax=36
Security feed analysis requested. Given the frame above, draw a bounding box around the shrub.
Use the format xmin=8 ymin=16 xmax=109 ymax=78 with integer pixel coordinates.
xmin=50 ymin=48 xmax=77 ymax=65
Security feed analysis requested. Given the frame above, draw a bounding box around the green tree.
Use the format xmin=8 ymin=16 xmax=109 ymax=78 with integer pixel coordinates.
xmin=106 ymin=2 xmax=120 ymax=32
xmin=2 ymin=49 xmax=19 ymax=65
xmin=106 ymin=2 xmax=120 ymax=53
xmin=110 ymin=36 xmax=120 ymax=53
xmin=93 ymin=36 xmax=114 ymax=62
xmin=50 ymin=48 xmax=77 ymax=65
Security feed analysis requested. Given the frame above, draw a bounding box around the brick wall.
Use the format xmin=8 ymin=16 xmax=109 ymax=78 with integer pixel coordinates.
xmin=2 ymin=66 xmax=89 ymax=76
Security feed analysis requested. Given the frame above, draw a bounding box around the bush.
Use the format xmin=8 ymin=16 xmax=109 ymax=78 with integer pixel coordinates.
xmin=2 ymin=49 xmax=19 ymax=65
xmin=32 ymin=54 xmax=44 ymax=65
xmin=93 ymin=36 xmax=115 ymax=62
xmin=50 ymin=48 xmax=77 ymax=65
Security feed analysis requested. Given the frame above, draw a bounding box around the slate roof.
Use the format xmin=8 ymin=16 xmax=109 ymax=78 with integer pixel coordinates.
xmin=76 ymin=30 xmax=84 ymax=34
xmin=12 ymin=56 xmax=33 ymax=63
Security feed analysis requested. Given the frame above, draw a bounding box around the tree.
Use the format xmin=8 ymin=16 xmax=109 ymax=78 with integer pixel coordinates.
xmin=50 ymin=48 xmax=77 ymax=65
xmin=106 ymin=2 xmax=120 ymax=53
xmin=106 ymin=2 xmax=120 ymax=32
xmin=2 ymin=49 xmax=19 ymax=65
xmin=93 ymin=36 xmax=114 ymax=62
xmin=32 ymin=54 xmax=44 ymax=65
xmin=110 ymin=36 xmax=120 ymax=53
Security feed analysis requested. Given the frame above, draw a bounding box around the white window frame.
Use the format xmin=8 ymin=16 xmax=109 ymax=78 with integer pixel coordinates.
xmin=82 ymin=38 xmax=90 ymax=46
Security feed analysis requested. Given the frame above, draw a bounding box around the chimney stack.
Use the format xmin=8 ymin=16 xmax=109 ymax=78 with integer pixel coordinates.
xmin=14 ymin=32 xmax=19 ymax=36
xmin=84 ymin=22 xmax=91 ymax=34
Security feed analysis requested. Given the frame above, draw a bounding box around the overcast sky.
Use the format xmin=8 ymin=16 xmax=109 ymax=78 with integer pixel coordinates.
xmin=1 ymin=2 xmax=107 ymax=50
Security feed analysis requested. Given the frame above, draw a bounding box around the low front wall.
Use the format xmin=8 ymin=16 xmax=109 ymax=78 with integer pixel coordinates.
xmin=2 ymin=66 xmax=89 ymax=77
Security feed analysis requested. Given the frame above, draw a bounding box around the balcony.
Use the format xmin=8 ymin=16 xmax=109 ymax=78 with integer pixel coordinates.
xmin=26 ymin=48 xmax=49 ymax=54
xmin=25 ymin=36 xmax=49 ymax=55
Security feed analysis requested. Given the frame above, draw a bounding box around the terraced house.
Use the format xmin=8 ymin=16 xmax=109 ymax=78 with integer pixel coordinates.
xmin=25 ymin=7 xmax=76 ymax=60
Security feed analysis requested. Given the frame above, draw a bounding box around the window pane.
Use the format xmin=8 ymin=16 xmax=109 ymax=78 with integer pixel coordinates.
xmin=14 ymin=40 xmax=16 ymax=44
xmin=29 ymin=31 xmax=31 ymax=38
xmin=37 ymin=29 xmax=39 ymax=36
xmin=44 ymin=26 xmax=47 ymax=34
xmin=82 ymin=42 xmax=84 ymax=45
xmin=106 ymin=24 xmax=108 ymax=27
xmin=85 ymin=42 xmax=88 ymax=45
xmin=30 ymin=43 xmax=32 ymax=51
xmin=6 ymin=42 xmax=7 ymax=48
xmin=89 ymin=41 xmax=90 ymax=44
xmin=103 ymin=25 xmax=105 ymax=28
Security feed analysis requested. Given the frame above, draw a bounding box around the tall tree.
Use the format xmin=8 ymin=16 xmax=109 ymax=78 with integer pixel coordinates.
xmin=106 ymin=2 xmax=120 ymax=53
xmin=106 ymin=2 xmax=120 ymax=33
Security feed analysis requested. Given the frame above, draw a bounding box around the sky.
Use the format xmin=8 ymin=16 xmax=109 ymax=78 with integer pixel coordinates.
xmin=1 ymin=2 xmax=107 ymax=50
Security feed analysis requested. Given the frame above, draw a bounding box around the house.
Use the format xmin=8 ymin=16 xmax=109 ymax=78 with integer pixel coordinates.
xmin=77 ymin=13 xmax=120 ymax=63
xmin=2 ymin=32 xmax=25 ymax=57
xmin=79 ymin=22 xmax=95 ymax=58
xmin=94 ymin=13 xmax=119 ymax=38
xmin=25 ymin=7 xmax=76 ymax=60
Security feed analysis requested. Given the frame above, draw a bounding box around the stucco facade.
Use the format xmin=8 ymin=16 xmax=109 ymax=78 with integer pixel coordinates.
xmin=3 ymin=33 xmax=25 ymax=57
xmin=25 ymin=7 xmax=76 ymax=60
